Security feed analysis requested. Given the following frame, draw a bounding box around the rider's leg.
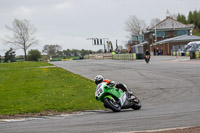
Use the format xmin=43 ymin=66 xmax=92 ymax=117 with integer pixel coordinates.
xmin=115 ymin=83 xmax=132 ymax=95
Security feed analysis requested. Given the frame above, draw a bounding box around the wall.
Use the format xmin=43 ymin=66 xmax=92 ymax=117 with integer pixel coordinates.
xmin=151 ymin=41 xmax=189 ymax=55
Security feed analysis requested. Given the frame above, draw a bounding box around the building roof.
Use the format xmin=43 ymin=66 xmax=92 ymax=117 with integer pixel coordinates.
xmin=148 ymin=17 xmax=194 ymax=31
xmin=152 ymin=34 xmax=200 ymax=46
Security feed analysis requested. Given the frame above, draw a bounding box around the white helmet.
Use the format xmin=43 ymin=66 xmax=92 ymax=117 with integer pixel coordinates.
xmin=94 ymin=75 xmax=104 ymax=85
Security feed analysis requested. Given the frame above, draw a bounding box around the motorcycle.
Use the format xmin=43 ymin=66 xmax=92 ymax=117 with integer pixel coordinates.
xmin=145 ymin=55 xmax=150 ymax=63
xmin=95 ymin=82 xmax=141 ymax=112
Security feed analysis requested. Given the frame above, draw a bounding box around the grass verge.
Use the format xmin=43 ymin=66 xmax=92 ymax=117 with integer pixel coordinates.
xmin=0 ymin=62 xmax=103 ymax=117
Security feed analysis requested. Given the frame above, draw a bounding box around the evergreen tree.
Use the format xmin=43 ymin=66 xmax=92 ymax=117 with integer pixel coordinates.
xmin=4 ymin=48 xmax=16 ymax=63
xmin=177 ymin=13 xmax=187 ymax=24
xmin=193 ymin=10 xmax=199 ymax=28
xmin=188 ymin=11 xmax=193 ymax=24
xmin=197 ymin=10 xmax=200 ymax=28
xmin=177 ymin=10 xmax=200 ymax=36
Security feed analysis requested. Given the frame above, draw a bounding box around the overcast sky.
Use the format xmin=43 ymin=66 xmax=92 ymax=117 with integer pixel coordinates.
xmin=0 ymin=0 xmax=200 ymax=55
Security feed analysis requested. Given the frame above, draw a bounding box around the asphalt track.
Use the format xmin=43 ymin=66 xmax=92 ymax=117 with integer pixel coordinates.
xmin=0 ymin=56 xmax=200 ymax=133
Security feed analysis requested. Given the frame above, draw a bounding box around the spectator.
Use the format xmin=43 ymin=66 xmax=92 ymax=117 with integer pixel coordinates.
xmin=156 ymin=48 xmax=159 ymax=56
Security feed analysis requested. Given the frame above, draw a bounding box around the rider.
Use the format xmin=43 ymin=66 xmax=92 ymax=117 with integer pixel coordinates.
xmin=94 ymin=75 xmax=133 ymax=95
xmin=145 ymin=49 xmax=150 ymax=56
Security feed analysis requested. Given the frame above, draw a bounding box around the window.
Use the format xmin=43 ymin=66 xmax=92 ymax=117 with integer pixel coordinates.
xmin=156 ymin=31 xmax=165 ymax=37
xmin=156 ymin=31 xmax=169 ymax=37
xmin=174 ymin=30 xmax=188 ymax=36
xmin=133 ymin=36 xmax=138 ymax=41
xmin=165 ymin=31 xmax=169 ymax=37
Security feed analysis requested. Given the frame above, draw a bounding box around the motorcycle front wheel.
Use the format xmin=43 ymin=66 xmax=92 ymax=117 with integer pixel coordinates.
xmin=131 ymin=96 xmax=142 ymax=110
xmin=145 ymin=58 xmax=149 ymax=63
xmin=103 ymin=98 xmax=121 ymax=112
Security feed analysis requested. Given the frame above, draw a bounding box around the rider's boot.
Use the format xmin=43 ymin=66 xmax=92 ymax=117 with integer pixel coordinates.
xmin=126 ymin=90 xmax=136 ymax=100
xmin=126 ymin=90 xmax=133 ymax=95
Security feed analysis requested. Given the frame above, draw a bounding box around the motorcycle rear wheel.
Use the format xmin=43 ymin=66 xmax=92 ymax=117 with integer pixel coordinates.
xmin=103 ymin=98 xmax=121 ymax=112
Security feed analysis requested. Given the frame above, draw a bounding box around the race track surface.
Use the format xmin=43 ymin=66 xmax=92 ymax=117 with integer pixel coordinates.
xmin=0 ymin=56 xmax=200 ymax=133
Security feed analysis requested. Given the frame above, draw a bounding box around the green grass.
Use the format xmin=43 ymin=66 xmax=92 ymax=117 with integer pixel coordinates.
xmin=0 ymin=62 xmax=103 ymax=115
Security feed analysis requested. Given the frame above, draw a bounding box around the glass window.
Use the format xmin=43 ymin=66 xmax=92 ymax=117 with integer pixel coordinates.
xmin=133 ymin=36 xmax=138 ymax=41
xmin=174 ymin=30 xmax=188 ymax=36
xmin=155 ymin=31 xmax=169 ymax=37
xmin=177 ymin=30 xmax=187 ymax=36
xmin=165 ymin=31 xmax=169 ymax=37
xmin=156 ymin=31 xmax=165 ymax=37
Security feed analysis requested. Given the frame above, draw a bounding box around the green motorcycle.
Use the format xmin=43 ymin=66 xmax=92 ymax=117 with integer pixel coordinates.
xmin=95 ymin=82 xmax=141 ymax=112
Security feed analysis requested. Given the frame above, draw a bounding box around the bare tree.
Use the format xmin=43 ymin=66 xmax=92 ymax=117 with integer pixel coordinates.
xmin=149 ymin=18 xmax=161 ymax=28
xmin=125 ymin=15 xmax=147 ymax=36
xmin=170 ymin=13 xmax=178 ymax=20
xmin=4 ymin=19 xmax=38 ymax=61
xmin=166 ymin=10 xmax=177 ymax=20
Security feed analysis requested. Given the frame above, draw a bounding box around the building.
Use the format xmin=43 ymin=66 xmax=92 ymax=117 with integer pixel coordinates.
xmin=151 ymin=34 xmax=200 ymax=55
xmin=128 ymin=16 xmax=199 ymax=55
xmin=128 ymin=35 xmax=145 ymax=53
xmin=146 ymin=17 xmax=194 ymax=43
xmin=146 ymin=16 xmax=195 ymax=55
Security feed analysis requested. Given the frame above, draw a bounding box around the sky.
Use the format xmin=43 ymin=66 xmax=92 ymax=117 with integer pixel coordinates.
xmin=0 ymin=0 xmax=200 ymax=55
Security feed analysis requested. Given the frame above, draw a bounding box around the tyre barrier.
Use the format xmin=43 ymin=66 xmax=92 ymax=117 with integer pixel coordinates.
xmin=172 ymin=51 xmax=189 ymax=57
xmin=177 ymin=51 xmax=179 ymax=56
xmin=185 ymin=52 xmax=190 ymax=56
xmin=190 ymin=52 xmax=195 ymax=59
xmin=190 ymin=51 xmax=200 ymax=59
xmin=195 ymin=51 xmax=199 ymax=59
xmin=112 ymin=54 xmax=136 ymax=60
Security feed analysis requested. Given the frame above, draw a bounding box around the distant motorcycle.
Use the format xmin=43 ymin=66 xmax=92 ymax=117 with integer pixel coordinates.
xmin=95 ymin=82 xmax=141 ymax=112
xmin=145 ymin=55 xmax=150 ymax=63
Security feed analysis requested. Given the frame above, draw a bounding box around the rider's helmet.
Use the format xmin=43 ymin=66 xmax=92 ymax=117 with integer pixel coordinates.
xmin=94 ymin=75 xmax=104 ymax=85
xmin=145 ymin=49 xmax=149 ymax=54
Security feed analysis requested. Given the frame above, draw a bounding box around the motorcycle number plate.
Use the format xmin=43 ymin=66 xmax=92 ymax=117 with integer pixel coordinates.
xmin=95 ymin=85 xmax=104 ymax=97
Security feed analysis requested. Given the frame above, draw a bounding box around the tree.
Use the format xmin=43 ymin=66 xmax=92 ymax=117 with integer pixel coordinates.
xmin=4 ymin=19 xmax=38 ymax=61
xmin=42 ymin=44 xmax=62 ymax=56
xmin=96 ymin=49 xmax=103 ymax=53
xmin=56 ymin=50 xmax=63 ymax=57
xmin=170 ymin=13 xmax=178 ymax=20
xmin=4 ymin=48 xmax=16 ymax=63
xmin=177 ymin=13 xmax=187 ymax=24
xmin=188 ymin=11 xmax=194 ymax=24
xmin=125 ymin=15 xmax=147 ymax=36
xmin=71 ymin=49 xmax=80 ymax=56
xmin=149 ymin=18 xmax=161 ymax=28
xmin=63 ymin=49 xmax=71 ymax=57
xmin=176 ymin=10 xmax=200 ymax=35
xmin=28 ymin=49 xmax=41 ymax=61
xmin=80 ymin=49 xmax=91 ymax=56
xmin=193 ymin=10 xmax=199 ymax=28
